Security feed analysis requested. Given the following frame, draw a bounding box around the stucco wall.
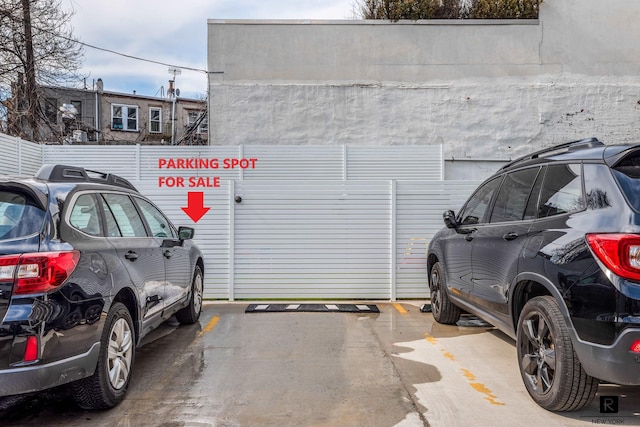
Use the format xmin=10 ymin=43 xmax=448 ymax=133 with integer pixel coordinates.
xmin=207 ymin=1 xmax=640 ymax=179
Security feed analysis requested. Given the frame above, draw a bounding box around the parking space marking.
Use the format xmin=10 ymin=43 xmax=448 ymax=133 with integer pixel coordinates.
xmin=197 ymin=315 xmax=220 ymax=337
xmin=393 ymin=303 xmax=408 ymax=315
xmin=442 ymin=350 xmax=455 ymax=361
xmin=461 ymin=369 xmax=505 ymax=406
xmin=424 ymin=333 xmax=438 ymax=345
xmin=424 ymin=332 xmax=505 ymax=406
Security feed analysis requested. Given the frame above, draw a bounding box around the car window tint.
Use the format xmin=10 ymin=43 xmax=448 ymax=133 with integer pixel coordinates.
xmin=69 ymin=194 xmax=102 ymax=236
xmin=135 ymin=197 xmax=177 ymax=239
xmin=459 ymin=176 xmax=502 ymax=225
xmin=611 ymin=152 xmax=640 ymax=212
xmin=99 ymin=195 xmax=122 ymax=237
xmin=101 ymin=193 xmax=148 ymax=237
xmin=538 ymin=164 xmax=584 ymax=218
xmin=0 ymin=191 xmax=45 ymax=239
xmin=490 ymin=167 xmax=540 ymax=223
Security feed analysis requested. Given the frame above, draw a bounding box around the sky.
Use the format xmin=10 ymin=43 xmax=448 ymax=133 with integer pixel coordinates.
xmin=67 ymin=0 xmax=358 ymax=100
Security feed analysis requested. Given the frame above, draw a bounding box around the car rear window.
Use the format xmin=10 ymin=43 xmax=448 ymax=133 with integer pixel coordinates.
xmin=612 ymin=153 xmax=640 ymax=211
xmin=0 ymin=191 xmax=45 ymax=239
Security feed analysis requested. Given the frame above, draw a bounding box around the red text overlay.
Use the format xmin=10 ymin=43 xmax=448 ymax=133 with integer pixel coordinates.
xmin=157 ymin=157 xmax=258 ymax=187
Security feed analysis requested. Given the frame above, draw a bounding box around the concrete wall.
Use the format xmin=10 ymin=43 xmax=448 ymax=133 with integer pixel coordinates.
xmin=208 ymin=0 xmax=640 ymax=180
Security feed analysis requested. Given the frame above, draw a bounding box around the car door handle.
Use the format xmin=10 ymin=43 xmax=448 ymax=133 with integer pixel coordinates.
xmin=503 ymin=232 xmax=519 ymax=241
xmin=163 ymin=249 xmax=172 ymax=259
xmin=124 ymin=251 xmax=138 ymax=261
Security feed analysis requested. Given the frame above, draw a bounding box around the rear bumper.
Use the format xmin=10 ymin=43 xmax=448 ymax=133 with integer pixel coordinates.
xmin=573 ymin=327 xmax=640 ymax=384
xmin=0 ymin=342 xmax=100 ymax=397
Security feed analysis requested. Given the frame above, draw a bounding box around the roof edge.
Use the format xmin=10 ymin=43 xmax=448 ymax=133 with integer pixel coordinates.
xmin=207 ymin=19 xmax=539 ymax=26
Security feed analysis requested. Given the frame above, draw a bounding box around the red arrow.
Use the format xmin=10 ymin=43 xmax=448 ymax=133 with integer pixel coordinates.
xmin=181 ymin=191 xmax=211 ymax=223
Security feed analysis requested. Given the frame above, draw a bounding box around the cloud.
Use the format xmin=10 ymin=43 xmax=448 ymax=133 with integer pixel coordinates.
xmin=67 ymin=0 xmax=355 ymax=98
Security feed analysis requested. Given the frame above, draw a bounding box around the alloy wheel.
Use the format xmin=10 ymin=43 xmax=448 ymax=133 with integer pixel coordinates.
xmin=519 ymin=311 xmax=556 ymax=395
xmin=430 ymin=269 xmax=441 ymax=316
xmin=107 ymin=317 xmax=133 ymax=390
xmin=193 ymin=272 xmax=203 ymax=315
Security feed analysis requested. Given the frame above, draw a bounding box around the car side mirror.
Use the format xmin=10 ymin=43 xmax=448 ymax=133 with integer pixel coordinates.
xmin=443 ymin=210 xmax=458 ymax=229
xmin=178 ymin=226 xmax=195 ymax=240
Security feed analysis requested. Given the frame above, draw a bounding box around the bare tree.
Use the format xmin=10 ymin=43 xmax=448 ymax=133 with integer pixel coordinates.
xmin=356 ymin=0 xmax=541 ymax=20
xmin=0 ymin=0 xmax=83 ymax=141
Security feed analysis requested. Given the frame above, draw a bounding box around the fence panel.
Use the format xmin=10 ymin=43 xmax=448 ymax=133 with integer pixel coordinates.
xmin=233 ymin=180 xmax=391 ymax=299
xmin=395 ymin=180 xmax=480 ymax=299
xmin=348 ymin=145 xmax=443 ymax=181
xmin=43 ymin=145 xmax=139 ymax=179
xmin=0 ymin=136 xmax=484 ymax=300
xmin=0 ymin=134 xmax=42 ymax=175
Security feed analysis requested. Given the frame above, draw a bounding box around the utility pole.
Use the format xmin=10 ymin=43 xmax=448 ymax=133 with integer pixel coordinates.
xmin=21 ymin=0 xmax=39 ymax=141
xmin=168 ymin=67 xmax=181 ymax=145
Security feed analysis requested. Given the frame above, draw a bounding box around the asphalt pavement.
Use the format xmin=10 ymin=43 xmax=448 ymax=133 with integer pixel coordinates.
xmin=1 ymin=302 xmax=639 ymax=426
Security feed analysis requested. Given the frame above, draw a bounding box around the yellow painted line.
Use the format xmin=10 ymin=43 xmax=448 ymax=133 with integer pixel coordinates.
xmin=197 ymin=315 xmax=220 ymax=337
xmin=423 ymin=333 xmax=505 ymax=406
xmin=461 ymin=368 xmax=475 ymax=381
xmin=393 ymin=303 xmax=408 ymax=315
xmin=461 ymin=368 xmax=505 ymax=406
xmin=424 ymin=333 xmax=438 ymax=345
xmin=442 ymin=350 xmax=456 ymax=361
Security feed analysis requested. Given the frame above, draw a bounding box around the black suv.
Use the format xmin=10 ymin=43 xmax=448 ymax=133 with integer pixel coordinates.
xmin=428 ymin=138 xmax=640 ymax=411
xmin=0 ymin=164 xmax=204 ymax=409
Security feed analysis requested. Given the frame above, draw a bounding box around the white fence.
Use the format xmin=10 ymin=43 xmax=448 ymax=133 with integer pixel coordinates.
xmin=0 ymin=133 xmax=42 ymax=176
xmin=0 ymin=135 xmax=480 ymax=300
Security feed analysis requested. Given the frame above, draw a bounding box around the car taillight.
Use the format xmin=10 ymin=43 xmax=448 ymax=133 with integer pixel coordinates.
xmin=631 ymin=340 xmax=640 ymax=353
xmin=24 ymin=336 xmax=39 ymax=362
xmin=586 ymin=234 xmax=640 ymax=282
xmin=0 ymin=251 xmax=80 ymax=295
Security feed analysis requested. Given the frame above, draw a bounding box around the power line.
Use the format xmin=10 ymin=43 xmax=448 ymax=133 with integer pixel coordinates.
xmin=30 ymin=20 xmax=224 ymax=74
xmin=4 ymin=10 xmax=222 ymax=75
xmin=74 ymin=38 xmax=220 ymax=75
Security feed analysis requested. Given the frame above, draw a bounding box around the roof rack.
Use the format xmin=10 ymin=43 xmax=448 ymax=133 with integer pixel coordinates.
xmin=35 ymin=164 xmax=138 ymax=192
xmin=499 ymin=137 xmax=604 ymax=171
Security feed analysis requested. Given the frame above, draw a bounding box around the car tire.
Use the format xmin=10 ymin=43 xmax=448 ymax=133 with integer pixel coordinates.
xmin=175 ymin=265 xmax=203 ymax=325
xmin=429 ymin=261 xmax=461 ymax=325
xmin=516 ymin=296 xmax=598 ymax=411
xmin=73 ymin=302 xmax=135 ymax=409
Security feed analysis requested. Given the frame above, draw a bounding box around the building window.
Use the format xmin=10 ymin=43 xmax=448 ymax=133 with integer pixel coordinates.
xmin=111 ymin=104 xmax=138 ymax=131
xmin=70 ymin=100 xmax=82 ymax=123
xmin=199 ymin=114 xmax=208 ymax=134
xmin=187 ymin=111 xmax=208 ymax=134
xmin=44 ymin=98 xmax=58 ymax=123
xmin=149 ymin=107 xmax=162 ymax=133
